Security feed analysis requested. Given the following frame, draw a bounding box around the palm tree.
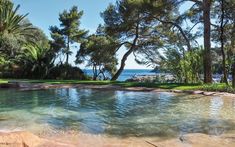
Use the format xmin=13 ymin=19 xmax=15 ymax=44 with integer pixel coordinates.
xmin=0 ymin=0 xmax=33 ymax=36
xmin=21 ymin=43 xmax=51 ymax=78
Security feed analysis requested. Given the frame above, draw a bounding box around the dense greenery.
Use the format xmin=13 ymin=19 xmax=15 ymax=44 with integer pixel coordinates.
xmin=0 ymin=1 xmax=85 ymax=79
xmin=50 ymin=6 xmax=87 ymax=65
xmin=76 ymin=33 xmax=118 ymax=80
xmin=0 ymin=0 xmax=235 ymax=89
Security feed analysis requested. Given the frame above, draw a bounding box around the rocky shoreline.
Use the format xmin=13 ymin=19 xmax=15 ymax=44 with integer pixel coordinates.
xmin=0 ymin=82 xmax=235 ymax=97
xmin=125 ymin=73 xmax=233 ymax=83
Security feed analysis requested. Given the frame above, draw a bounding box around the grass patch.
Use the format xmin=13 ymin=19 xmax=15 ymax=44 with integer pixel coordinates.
xmin=0 ymin=79 xmax=9 ymax=83
xmin=115 ymin=82 xmax=201 ymax=89
xmin=2 ymin=79 xmax=116 ymax=85
xmin=199 ymin=83 xmax=235 ymax=93
xmin=1 ymin=79 xmax=234 ymax=93
xmin=117 ymin=82 xmax=235 ymax=93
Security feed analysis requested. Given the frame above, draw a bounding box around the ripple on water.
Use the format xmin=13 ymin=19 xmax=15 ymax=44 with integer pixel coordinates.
xmin=0 ymin=89 xmax=235 ymax=139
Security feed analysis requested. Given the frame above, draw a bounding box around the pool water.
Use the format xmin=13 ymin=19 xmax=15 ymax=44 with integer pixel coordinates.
xmin=0 ymin=88 xmax=235 ymax=139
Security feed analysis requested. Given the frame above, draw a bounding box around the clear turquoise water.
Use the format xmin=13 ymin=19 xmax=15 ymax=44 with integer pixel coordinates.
xmin=0 ymin=89 xmax=235 ymax=138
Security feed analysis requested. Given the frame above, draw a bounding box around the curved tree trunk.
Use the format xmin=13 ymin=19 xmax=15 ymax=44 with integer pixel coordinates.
xmin=111 ymin=23 xmax=139 ymax=81
xmin=111 ymin=47 xmax=135 ymax=81
xmin=155 ymin=18 xmax=191 ymax=51
xmin=203 ymin=0 xmax=212 ymax=83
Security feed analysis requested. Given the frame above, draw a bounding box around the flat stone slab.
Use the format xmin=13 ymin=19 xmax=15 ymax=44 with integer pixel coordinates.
xmin=203 ymin=92 xmax=216 ymax=96
xmin=192 ymin=90 xmax=204 ymax=94
xmin=172 ymin=90 xmax=183 ymax=93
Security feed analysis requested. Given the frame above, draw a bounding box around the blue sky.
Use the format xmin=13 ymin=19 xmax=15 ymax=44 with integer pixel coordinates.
xmin=12 ymin=0 xmax=153 ymax=69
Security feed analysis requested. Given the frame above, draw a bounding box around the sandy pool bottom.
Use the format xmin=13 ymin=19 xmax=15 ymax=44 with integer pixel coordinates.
xmin=34 ymin=130 xmax=235 ymax=147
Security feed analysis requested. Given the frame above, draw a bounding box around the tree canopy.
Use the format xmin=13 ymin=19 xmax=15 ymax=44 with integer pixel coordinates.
xmin=0 ymin=0 xmax=235 ymax=86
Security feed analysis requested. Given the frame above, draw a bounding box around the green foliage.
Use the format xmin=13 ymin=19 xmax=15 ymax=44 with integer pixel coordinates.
xmin=0 ymin=33 xmax=22 ymax=57
xmin=0 ymin=0 xmax=235 ymax=85
xmin=2 ymin=78 xmax=235 ymax=93
xmin=0 ymin=3 xmax=86 ymax=80
xmin=159 ymin=48 xmax=203 ymax=83
xmin=50 ymin=6 xmax=87 ymax=65
xmin=76 ymin=34 xmax=118 ymax=80
xmin=200 ymin=83 xmax=233 ymax=92
xmin=19 ymin=43 xmax=54 ymax=78
xmin=47 ymin=64 xmax=86 ymax=80
xmin=0 ymin=0 xmax=33 ymax=37
xmin=101 ymin=0 xmax=176 ymax=80
xmin=0 ymin=55 xmax=6 ymax=66
xmin=179 ymin=49 xmax=203 ymax=83
xmin=0 ymin=0 xmax=35 ymax=60
xmin=21 ymin=43 xmax=49 ymax=64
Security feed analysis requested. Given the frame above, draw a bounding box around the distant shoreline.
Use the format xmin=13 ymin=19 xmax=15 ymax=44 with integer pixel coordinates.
xmin=83 ymin=69 xmax=156 ymax=81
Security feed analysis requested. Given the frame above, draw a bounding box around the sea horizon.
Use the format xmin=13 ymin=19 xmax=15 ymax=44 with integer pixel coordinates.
xmin=83 ymin=69 xmax=156 ymax=81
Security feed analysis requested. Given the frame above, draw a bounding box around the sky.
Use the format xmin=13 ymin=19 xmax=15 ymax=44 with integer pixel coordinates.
xmin=12 ymin=0 xmax=153 ymax=69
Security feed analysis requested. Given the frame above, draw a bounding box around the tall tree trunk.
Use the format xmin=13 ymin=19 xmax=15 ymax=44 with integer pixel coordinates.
xmin=111 ymin=23 xmax=139 ymax=81
xmin=232 ymin=17 xmax=235 ymax=88
xmin=232 ymin=62 xmax=235 ymax=88
xmin=220 ymin=0 xmax=228 ymax=84
xmin=65 ymin=36 xmax=70 ymax=65
xmin=203 ymin=0 xmax=212 ymax=83
xmin=66 ymin=54 xmax=69 ymax=65
xmin=64 ymin=36 xmax=70 ymax=78
xmin=92 ymin=65 xmax=98 ymax=80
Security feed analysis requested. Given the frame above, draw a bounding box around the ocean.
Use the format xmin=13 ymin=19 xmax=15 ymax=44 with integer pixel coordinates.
xmin=83 ymin=69 xmax=156 ymax=81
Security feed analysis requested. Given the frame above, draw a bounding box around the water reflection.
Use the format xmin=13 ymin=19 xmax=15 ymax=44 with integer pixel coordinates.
xmin=0 ymin=89 xmax=235 ymax=138
xmin=210 ymin=97 xmax=224 ymax=117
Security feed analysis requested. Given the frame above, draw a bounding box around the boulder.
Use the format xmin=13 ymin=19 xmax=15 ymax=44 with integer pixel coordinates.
xmin=203 ymin=92 xmax=216 ymax=96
